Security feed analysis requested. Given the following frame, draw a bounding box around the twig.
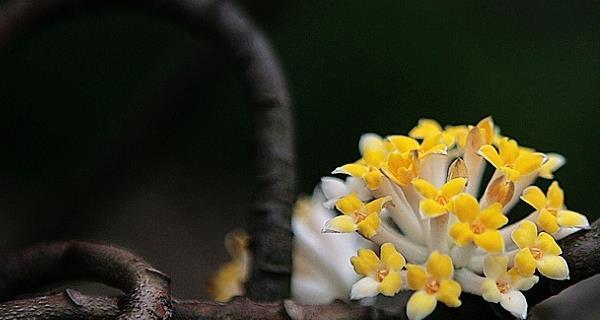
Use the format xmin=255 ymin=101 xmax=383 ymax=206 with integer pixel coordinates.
xmin=0 ymin=0 xmax=295 ymax=301
xmin=0 ymin=241 xmax=171 ymax=320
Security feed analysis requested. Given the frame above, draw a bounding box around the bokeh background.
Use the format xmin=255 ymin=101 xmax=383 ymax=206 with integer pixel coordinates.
xmin=0 ymin=1 xmax=598 ymax=298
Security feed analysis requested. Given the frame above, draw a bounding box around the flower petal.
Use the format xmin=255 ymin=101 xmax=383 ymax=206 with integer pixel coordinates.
xmin=364 ymin=170 xmax=383 ymax=190
xmin=500 ymin=290 xmax=528 ymax=319
xmin=412 ymin=178 xmax=439 ymax=199
xmin=380 ymin=243 xmax=406 ymax=271
xmin=351 ymin=248 xmax=380 ymax=276
xmin=521 ymin=186 xmax=547 ymax=211
xmin=379 ymin=270 xmax=402 ymax=296
xmin=332 ymin=163 xmax=368 ymax=177
xmin=479 ymin=203 xmax=508 ymax=230
xmin=350 ymin=277 xmax=380 ymax=300
xmin=498 ymin=138 xmax=519 ymax=164
xmin=335 ymin=193 xmax=364 ymax=215
xmin=364 ymin=196 xmax=391 ymax=215
xmin=440 ymin=178 xmax=468 ymax=199
xmin=474 ymin=230 xmax=504 ymax=254
xmin=547 ymin=181 xmax=564 ymax=210
xmin=538 ymin=209 xmax=560 ymax=234
xmin=450 ymin=222 xmax=476 ymax=246
xmin=478 ymin=144 xmax=503 ymax=169
xmin=420 ymin=198 xmax=448 ymax=217
xmin=482 ymin=278 xmax=502 ymax=303
xmin=323 ymin=215 xmax=356 ymax=233
xmin=511 ymin=274 xmax=539 ymax=291
xmin=513 ymin=151 xmax=546 ymax=177
xmin=539 ymin=153 xmax=565 ymax=180
xmin=409 ymin=119 xmax=442 ymax=139
xmin=451 ymin=193 xmax=479 ymax=223
xmin=514 ymin=248 xmax=537 ymax=277
xmin=320 ymin=177 xmax=348 ymax=201
xmin=437 ymin=279 xmax=462 ymax=307
xmin=406 ymin=264 xmax=427 ymax=290
xmin=359 ymin=133 xmax=386 ymax=167
xmin=537 ymin=255 xmax=570 ymax=280
xmin=356 ymin=213 xmax=381 ymax=238
xmin=557 ymin=210 xmax=589 ymax=229
xmin=511 ymin=221 xmax=538 ymax=249
xmin=388 ymin=135 xmax=420 ymax=153
xmin=407 ymin=291 xmax=438 ymax=320
xmin=536 ymin=232 xmax=562 ymax=255
xmin=483 ymin=255 xmax=508 ymax=280
xmin=427 ymin=251 xmax=454 ymax=279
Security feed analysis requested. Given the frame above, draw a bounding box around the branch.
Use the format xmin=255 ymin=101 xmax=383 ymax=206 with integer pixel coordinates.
xmin=0 ymin=0 xmax=295 ymax=301
xmin=0 ymin=241 xmax=171 ymax=319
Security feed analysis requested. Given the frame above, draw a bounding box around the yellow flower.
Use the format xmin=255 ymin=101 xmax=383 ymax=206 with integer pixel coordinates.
xmin=387 ymin=134 xmax=447 ymax=159
xmin=521 ymin=181 xmax=589 ymax=234
xmin=511 ymin=221 xmax=569 ymax=280
xmin=449 ymin=193 xmax=508 ymax=253
xmin=208 ymin=230 xmax=251 ymax=302
xmin=412 ymin=177 xmax=467 ymax=217
xmin=478 ymin=137 xmax=546 ymax=182
xmin=538 ymin=153 xmax=565 ymax=180
xmin=332 ymin=134 xmax=388 ymax=190
xmin=481 ymin=255 xmax=538 ymax=319
xmin=323 ymin=193 xmax=391 ymax=238
xmin=409 ymin=119 xmax=457 ymax=147
xmin=406 ymin=251 xmax=462 ymax=320
xmin=382 ymin=150 xmax=420 ymax=186
xmin=350 ymin=243 xmax=406 ymax=299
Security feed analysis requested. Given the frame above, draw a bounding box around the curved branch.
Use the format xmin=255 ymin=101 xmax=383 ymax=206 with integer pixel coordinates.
xmin=0 ymin=241 xmax=171 ymax=319
xmin=0 ymin=0 xmax=295 ymax=301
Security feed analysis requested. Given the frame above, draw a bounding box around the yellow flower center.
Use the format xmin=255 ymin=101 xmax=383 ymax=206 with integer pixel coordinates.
xmin=436 ymin=195 xmax=449 ymax=206
xmin=470 ymin=219 xmax=486 ymax=235
xmin=496 ymin=279 xmax=510 ymax=294
xmin=530 ymin=247 xmax=543 ymax=260
xmin=376 ymin=268 xmax=389 ymax=282
xmin=425 ymin=278 xmax=440 ymax=295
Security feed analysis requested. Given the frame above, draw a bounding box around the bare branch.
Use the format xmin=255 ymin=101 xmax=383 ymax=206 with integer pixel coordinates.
xmin=0 ymin=241 xmax=171 ymax=319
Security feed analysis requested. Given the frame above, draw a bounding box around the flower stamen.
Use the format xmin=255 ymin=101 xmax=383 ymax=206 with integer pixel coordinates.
xmin=425 ymin=278 xmax=440 ymax=294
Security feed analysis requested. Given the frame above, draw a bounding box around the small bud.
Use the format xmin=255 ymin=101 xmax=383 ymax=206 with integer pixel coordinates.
xmin=485 ymin=176 xmax=514 ymax=206
xmin=447 ymin=157 xmax=469 ymax=183
xmin=466 ymin=127 xmax=484 ymax=153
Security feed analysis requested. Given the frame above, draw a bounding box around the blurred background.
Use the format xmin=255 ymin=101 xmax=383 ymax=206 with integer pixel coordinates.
xmin=0 ymin=0 xmax=598 ymax=299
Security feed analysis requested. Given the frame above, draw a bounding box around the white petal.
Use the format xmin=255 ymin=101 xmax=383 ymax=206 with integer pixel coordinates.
xmin=346 ymin=177 xmax=372 ymax=201
xmin=483 ymin=255 xmax=508 ymax=280
xmin=512 ymin=275 xmax=539 ymax=291
xmin=500 ymin=290 xmax=528 ymax=319
xmin=321 ymin=177 xmax=349 ymax=200
xmin=553 ymin=227 xmax=585 ymax=240
xmin=359 ymin=133 xmax=384 ymax=154
xmin=350 ymin=277 xmax=380 ymax=300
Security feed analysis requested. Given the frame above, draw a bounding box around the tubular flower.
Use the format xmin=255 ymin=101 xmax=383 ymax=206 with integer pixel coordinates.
xmin=478 ymin=137 xmax=546 ymax=182
xmin=323 ymin=193 xmax=391 ymax=238
xmin=409 ymin=119 xmax=457 ymax=148
xmin=208 ymin=230 xmax=251 ymax=302
xmin=449 ymin=194 xmax=508 ymax=253
xmin=406 ymin=251 xmax=462 ymax=320
xmin=382 ymin=150 xmax=420 ymax=186
xmin=481 ymin=255 xmax=539 ymax=319
xmin=350 ymin=243 xmax=406 ymax=299
xmin=511 ymin=221 xmax=569 ymax=280
xmin=387 ymin=134 xmax=447 ymax=159
xmin=412 ymin=177 xmax=467 ymax=217
xmin=521 ymin=181 xmax=589 ymax=234
xmin=332 ymin=134 xmax=388 ymax=190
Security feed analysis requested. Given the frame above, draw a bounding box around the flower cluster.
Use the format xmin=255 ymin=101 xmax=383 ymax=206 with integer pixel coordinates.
xmin=319 ymin=117 xmax=589 ymax=319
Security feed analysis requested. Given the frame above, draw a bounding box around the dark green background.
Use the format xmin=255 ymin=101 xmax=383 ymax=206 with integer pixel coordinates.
xmin=0 ymin=1 xmax=598 ymax=298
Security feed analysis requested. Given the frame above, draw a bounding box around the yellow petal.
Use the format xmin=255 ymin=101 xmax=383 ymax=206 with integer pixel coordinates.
xmin=335 ymin=193 xmax=364 ymax=215
xmin=498 ymin=138 xmax=519 ymax=164
xmin=407 ymin=291 xmax=438 ymax=320
xmin=500 ymin=166 xmax=521 ymax=182
xmin=364 ymin=170 xmax=383 ymax=190
xmin=406 ymin=264 xmax=427 ymax=290
xmin=440 ymin=178 xmax=467 ymax=199
xmin=445 ymin=125 xmax=468 ymax=148
xmin=379 ymin=270 xmax=402 ymax=296
xmin=538 ymin=209 xmax=560 ymax=234
xmin=474 ymin=230 xmax=504 ymax=254
xmin=409 ymin=119 xmax=443 ymax=139
xmin=380 ymin=243 xmax=406 ymax=271
xmin=483 ymin=255 xmax=509 ymax=280
xmin=427 ymin=251 xmax=453 ymax=279
xmin=412 ymin=178 xmax=439 ymax=199
xmin=478 ymin=144 xmax=503 ymax=169
xmin=511 ymin=221 xmax=538 ymax=249
xmin=421 ymin=134 xmax=443 ymax=151
xmin=451 ymin=193 xmax=479 ymax=222
xmin=323 ymin=215 xmax=356 ymax=233
xmin=481 ymin=278 xmax=502 ymax=303
xmin=536 ymin=232 xmax=562 ymax=256
xmin=477 ymin=116 xmax=495 ymax=144
xmin=514 ymin=248 xmax=537 ymax=277
xmin=479 ymin=203 xmax=508 ymax=230
xmin=513 ymin=151 xmax=546 ymax=176
xmin=547 ymin=181 xmax=564 ymax=210
xmin=364 ymin=196 xmax=392 ymax=215
xmin=333 ymin=163 xmax=368 ymax=177
xmin=388 ymin=135 xmax=420 ymax=153
xmin=537 ymin=255 xmax=570 ymax=280
xmin=539 ymin=153 xmax=565 ymax=179
xmin=360 ymin=134 xmax=386 ymax=167
xmin=420 ymin=199 xmax=448 ymax=217
xmin=357 ymin=213 xmax=381 ymax=238
xmin=437 ymin=279 xmax=462 ymax=308
xmin=421 ymin=143 xmax=448 ymax=158
xmin=521 ymin=186 xmax=547 ymax=211
xmin=556 ymin=210 xmax=589 ymax=228
xmin=351 ymin=248 xmax=380 ymax=276
xmin=449 ymin=222 xmax=476 ymax=246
